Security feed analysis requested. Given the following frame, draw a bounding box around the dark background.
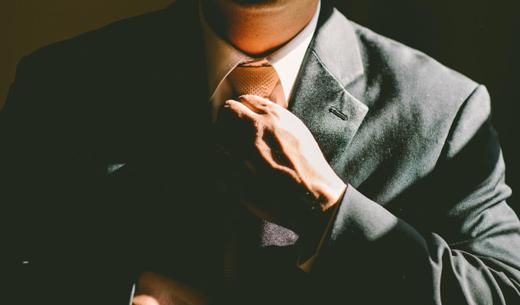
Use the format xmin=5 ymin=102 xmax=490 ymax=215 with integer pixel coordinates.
xmin=1 ymin=0 xmax=518 ymax=213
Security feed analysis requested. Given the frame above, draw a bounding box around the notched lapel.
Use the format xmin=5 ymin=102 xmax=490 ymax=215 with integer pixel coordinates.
xmin=289 ymin=5 xmax=368 ymax=169
xmin=289 ymin=53 xmax=368 ymax=166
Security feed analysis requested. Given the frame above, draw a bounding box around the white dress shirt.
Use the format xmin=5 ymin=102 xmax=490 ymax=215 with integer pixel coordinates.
xmin=199 ymin=2 xmax=332 ymax=274
xmin=200 ymin=1 xmax=321 ymax=122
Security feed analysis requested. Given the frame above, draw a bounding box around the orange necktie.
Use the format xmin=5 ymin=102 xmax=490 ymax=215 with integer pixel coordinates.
xmin=227 ymin=59 xmax=286 ymax=107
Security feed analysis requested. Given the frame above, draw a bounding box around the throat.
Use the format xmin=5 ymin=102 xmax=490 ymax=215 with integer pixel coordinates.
xmin=201 ymin=0 xmax=319 ymax=57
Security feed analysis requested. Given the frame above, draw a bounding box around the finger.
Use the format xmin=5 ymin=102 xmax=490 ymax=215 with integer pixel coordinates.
xmin=254 ymin=138 xmax=301 ymax=183
xmin=239 ymin=95 xmax=279 ymax=111
xmin=236 ymin=95 xmax=267 ymax=112
xmin=225 ymin=99 xmax=258 ymax=121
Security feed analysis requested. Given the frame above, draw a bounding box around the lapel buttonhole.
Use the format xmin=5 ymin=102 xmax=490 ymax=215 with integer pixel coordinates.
xmin=329 ymin=106 xmax=348 ymax=121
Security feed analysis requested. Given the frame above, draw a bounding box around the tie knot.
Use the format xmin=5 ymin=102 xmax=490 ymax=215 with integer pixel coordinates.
xmin=228 ymin=62 xmax=279 ymax=99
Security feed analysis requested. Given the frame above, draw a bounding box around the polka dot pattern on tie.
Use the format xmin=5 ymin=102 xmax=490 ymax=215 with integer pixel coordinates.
xmin=228 ymin=63 xmax=279 ymax=98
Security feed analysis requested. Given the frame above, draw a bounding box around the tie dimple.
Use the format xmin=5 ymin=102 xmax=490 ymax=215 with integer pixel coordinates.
xmin=228 ymin=64 xmax=279 ymax=98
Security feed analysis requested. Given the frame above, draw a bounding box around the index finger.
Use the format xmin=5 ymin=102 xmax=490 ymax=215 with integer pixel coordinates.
xmin=225 ymin=99 xmax=258 ymax=122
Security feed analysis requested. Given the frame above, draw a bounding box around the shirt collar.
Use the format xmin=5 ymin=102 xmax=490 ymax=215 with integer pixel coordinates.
xmin=200 ymin=1 xmax=321 ymax=101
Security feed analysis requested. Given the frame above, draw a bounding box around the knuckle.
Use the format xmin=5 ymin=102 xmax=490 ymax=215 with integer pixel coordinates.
xmin=254 ymin=137 xmax=263 ymax=149
xmin=265 ymin=103 xmax=277 ymax=114
xmin=267 ymin=116 xmax=281 ymax=131
xmin=253 ymin=120 xmax=263 ymax=131
xmin=269 ymin=107 xmax=282 ymax=120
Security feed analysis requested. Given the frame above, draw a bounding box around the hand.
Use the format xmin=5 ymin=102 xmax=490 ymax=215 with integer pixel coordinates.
xmin=132 ymin=272 xmax=209 ymax=305
xmin=224 ymin=95 xmax=347 ymax=227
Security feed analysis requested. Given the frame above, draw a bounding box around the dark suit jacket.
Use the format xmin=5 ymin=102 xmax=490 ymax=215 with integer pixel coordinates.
xmin=3 ymin=1 xmax=520 ymax=304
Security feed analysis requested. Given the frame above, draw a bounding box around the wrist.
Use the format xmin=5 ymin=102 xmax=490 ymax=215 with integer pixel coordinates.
xmin=321 ymin=181 xmax=347 ymax=211
xmin=309 ymin=178 xmax=347 ymax=212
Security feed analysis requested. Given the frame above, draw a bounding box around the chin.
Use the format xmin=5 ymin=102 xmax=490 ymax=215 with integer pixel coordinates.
xmin=222 ymin=0 xmax=286 ymax=7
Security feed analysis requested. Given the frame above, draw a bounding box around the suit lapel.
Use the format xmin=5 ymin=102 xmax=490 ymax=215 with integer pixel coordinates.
xmin=289 ymin=4 xmax=368 ymax=170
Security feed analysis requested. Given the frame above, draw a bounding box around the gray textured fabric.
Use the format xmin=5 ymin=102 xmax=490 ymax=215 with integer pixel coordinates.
xmin=259 ymin=221 xmax=298 ymax=247
xmin=2 ymin=0 xmax=520 ymax=304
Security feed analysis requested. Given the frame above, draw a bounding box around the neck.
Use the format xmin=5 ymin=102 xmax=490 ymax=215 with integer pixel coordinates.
xmin=201 ymin=0 xmax=319 ymax=57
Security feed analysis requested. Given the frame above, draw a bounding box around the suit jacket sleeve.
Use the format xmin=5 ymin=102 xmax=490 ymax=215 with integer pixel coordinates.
xmin=1 ymin=56 xmax=42 ymax=261
xmin=1 ymin=55 xmax=74 ymax=304
xmin=2 ymin=55 xmax=48 ymax=304
xmin=1 ymin=53 xmax=136 ymax=305
xmin=316 ymin=85 xmax=520 ymax=305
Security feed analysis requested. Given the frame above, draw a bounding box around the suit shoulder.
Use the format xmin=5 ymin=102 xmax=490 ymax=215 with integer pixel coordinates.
xmin=18 ymin=3 xmax=178 ymax=77
xmin=7 ymin=3 xmax=188 ymax=123
xmin=347 ymin=22 xmax=492 ymax=169
xmin=351 ymin=22 xmax=479 ymax=110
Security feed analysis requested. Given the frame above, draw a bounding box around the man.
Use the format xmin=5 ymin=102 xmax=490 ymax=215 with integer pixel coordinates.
xmin=3 ymin=0 xmax=520 ymax=304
